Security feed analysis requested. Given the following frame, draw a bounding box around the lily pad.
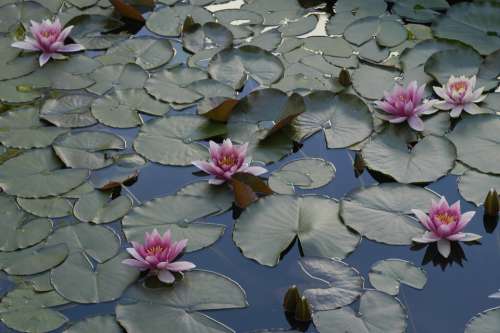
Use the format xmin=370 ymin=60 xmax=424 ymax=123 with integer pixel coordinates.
xmin=116 ymin=270 xmax=247 ymax=333
xmin=63 ymin=316 xmax=122 ymax=333
xmin=40 ymin=95 xmax=97 ymax=128
xmin=87 ymin=63 xmax=148 ymax=95
xmin=17 ymin=197 xmax=73 ymax=218
xmin=182 ymin=20 xmax=233 ymax=53
xmin=352 ymin=64 xmax=399 ymax=100
xmin=0 ymin=243 xmax=68 ymax=275
xmin=432 ymin=2 xmax=500 ymax=55
xmin=424 ymin=48 xmax=482 ymax=85
xmin=0 ymin=194 xmax=53 ymax=251
xmin=362 ymin=130 xmax=456 ymax=184
xmin=134 ymin=115 xmax=226 ymax=166
xmin=465 ymin=307 xmax=500 ymax=333
xmin=458 ymin=170 xmax=500 ymax=206
xmin=292 ymin=91 xmax=373 ymax=148
xmin=447 ymin=114 xmax=500 ymax=175
xmin=340 ymin=183 xmax=438 ymax=245
xmin=96 ymin=37 xmax=174 ymax=70
xmin=326 ymin=0 xmax=387 ymax=35
xmin=146 ymin=5 xmax=214 ymax=37
xmin=268 ymin=158 xmax=336 ymax=194
xmin=368 ymin=259 xmax=427 ymax=296
xmin=233 ymin=195 xmax=361 ymax=267
xmin=299 ymin=257 xmax=364 ymax=311
xmin=0 ymin=148 xmax=89 ymax=198
xmin=73 ymin=191 xmax=133 ymax=224
xmin=313 ymin=290 xmax=407 ymax=333
xmin=0 ymin=287 xmax=68 ymax=333
xmin=92 ymin=88 xmax=169 ymax=128
xmin=51 ymin=252 xmax=139 ymax=304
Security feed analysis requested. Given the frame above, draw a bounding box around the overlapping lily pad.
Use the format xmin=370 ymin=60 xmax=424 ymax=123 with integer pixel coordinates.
xmin=17 ymin=197 xmax=73 ymax=218
xmin=340 ymin=183 xmax=438 ymax=245
xmin=234 ymin=195 xmax=361 ymax=267
xmin=63 ymin=316 xmax=122 ymax=333
xmin=40 ymin=95 xmax=97 ymax=128
xmin=73 ymin=191 xmax=132 ymax=224
xmin=465 ymin=307 xmax=500 ymax=333
xmin=87 ymin=63 xmax=148 ymax=95
xmin=0 ymin=243 xmax=68 ymax=275
xmin=458 ymin=170 xmax=500 ymax=206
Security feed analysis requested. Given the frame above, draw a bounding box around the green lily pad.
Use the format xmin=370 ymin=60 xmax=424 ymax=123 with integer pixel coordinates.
xmin=208 ymin=45 xmax=284 ymax=89
xmin=96 ymin=37 xmax=174 ymax=70
xmin=234 ymin=195 xmax=361 ymax=267
xmin=340 ymin=183 xmax=438 ymax=245
xmin=134 ymin=115 xmax=226 ymax=166
xmin=63 ymin=316 xmax=122 ymax=333
xmin=0 ymin=243 xmax=68 ymax=275
xmin=458 ymin=170 xmax=500 ymax=206
xmin=362 ymin=130 xmax=456 ymax=184
xmin=376 ymin=20 xmax=408 ymax=48
xmin=0 ymin=194 xmax=53 ymax=251
xmin=0 ymin=107 xmax=68 ymax=149
xmin=389 ymin=0 xmax=448 ymax=24
xmin=299 ymin=257 xmax=364 ymax=311
xmin=182 ymin=20 xmax=233 ymax=53
xmin=268 ymin=158 xmax=336 ymax=194
xmin=0 ymin=148 xmax=89 ymax=198
xmin=40 ymin=95 xmax=97 ymax=128
xmin=465 ymin=307 xmax=500 ymax=333
xmin=313 ymin=290 xmax=407 ymax=333
xmin=17 ymin=197 xmax=73 ymax=218
xmin=51 ymin=252 xmax=139 ymax=304
xmin=116 ymin=270 xmax=247 ymax=333
xmin=92 ymin=88 xmax=169 ymax=128
xmin=447 ymin=114 xmax=500 ymax=174
xmin=292 ymin=91 xmax=373 ymax=148
xmin=0 ymin=286 xmax=68 ymax=333
xmin=29 ymin=272 xmax=53 ymax=292
xmin=73 ymin=191 xmax=133 ymax=224
xmin=87 ymin=64 xmax=148 ymax=95
xmin=368 ymin=259 xmax=427 ymax=296
xmin=146 ymin=5 xmax=214 ymax=37
xmin=326 ymin=0 xmax=387 ymax=35
xmin=0 ymin=2 xmax=51 ymax=32
xmin=352 ymin=64 xmax=399 ymax=100
xmin=424 ymin=48 xmax=482 ymax=85
xmin=432 ymin=2 xmax=500 ymax=55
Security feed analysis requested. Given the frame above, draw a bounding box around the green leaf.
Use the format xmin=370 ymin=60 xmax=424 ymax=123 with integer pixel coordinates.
xmin=0 ymin=243 xmax=68 ymax=275
xmin=340 ymin=183 xmax=438 ymax=245
xmin=73 ymin=191 xmax=133 ymax=224
xmin=146 ymin=4 xmax=214 ymax=37
xmin=424 ymin=48 xmax=482 ymax=85
xmin=233 ymin=195 xmax=360 ymax=267
xmin=465 ymin=307 xmax=500 ymax=333
xmin=40 ymin=95 xmax=97 ymax=128
xmin=368 ymin=259 xmax=427 ymax=296
xmin=63 ymin=316 xmax=122 ymax=333
xmin=458 ymin=170 xmax=500 ymax=206
xmin=17 ymin=197 xmax=73 ymax=218
xmin=87 ymin=64 xmax=148 ymax=95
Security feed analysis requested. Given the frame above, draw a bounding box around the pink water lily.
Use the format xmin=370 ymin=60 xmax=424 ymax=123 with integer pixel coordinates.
xmin=374 ymin=81 xmax=433 ymax=131
xmin=412 ymin=197 xmax=481 ymax=258
xmin=432 ymin=75 xmax=487 ymax=118
xmin=192 ymin=139 xmax=268 ymax=185
xmin=11 ymin=18 xmax=84 ymax=67
xmin=122 ymin=229 xmax=195 ymax=284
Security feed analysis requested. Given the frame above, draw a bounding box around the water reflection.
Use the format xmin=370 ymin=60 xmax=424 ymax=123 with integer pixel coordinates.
xmin=411 ymin=241 xmax=480 ymax=271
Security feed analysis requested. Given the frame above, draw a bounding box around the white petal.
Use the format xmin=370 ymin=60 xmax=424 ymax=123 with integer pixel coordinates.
xmin=437 ymin=239 xmax=451 ymax=258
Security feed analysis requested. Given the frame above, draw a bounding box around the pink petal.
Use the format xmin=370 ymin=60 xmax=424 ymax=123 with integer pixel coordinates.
xmin=157 ymin=270 xmax=175 ymax=283
xmin=11 ymin=40 xmax=40 ymax=51
xmin=242 ymin=165 xmax=268 ymax=176
xmin=39 ymin=53 xmax=52 ymax=66
xmin=455 ymin=211 xmax=475 ymax=232
xmin=126 ymin=247 xmax=146 ymax=262
xmin=192 ymin=160 xmax=220 ymax=176
xmin=209 ymin=140 xmax=221 ymax=160
xmin=433 ymin=86 xmax=448 ymax=100
xmin=122 ymin=259 xmax=150 ymax=270
xmin=411 ymin=209 xmax=431 ymax=230
xmin=458 ymin=233 xmax=482 ymax=242
xmin=209 ymin=178 xmax=226 ymax=185
xmin=437 ymin=239 xmax=451 ymax=258
xmin=463 ymin=103 xmax=482 ymax=115
xmin=413 ymin=231 xmax=441 ymax=243
xmin=165 ymin=261 xmax=196 ymax=272
xmin=407 ymin=116 xmax=424 ymax=131
xmin=433 ymin=101 xmax=454 ymax=110
xmin=450 ymin=106 xmax=464 ymax=118
xmin=57 ymin=43 xmax=84 ymax=53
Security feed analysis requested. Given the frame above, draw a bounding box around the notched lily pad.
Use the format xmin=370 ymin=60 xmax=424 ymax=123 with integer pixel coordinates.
xmin=368 ymin=259 xmax=427 ymax=296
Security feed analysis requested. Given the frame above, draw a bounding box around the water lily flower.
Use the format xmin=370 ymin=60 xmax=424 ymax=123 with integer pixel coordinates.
xmin=374 ymin=81 xmax=432 ymax=131
xmin=412 ymin=197 xmax=481 ymax=258
xmin=432 ymin=75 xmax=486 ymax=118
xmin=122 ymin=229 xmax=195 ymax=284
xmin=192 ymin=139 xmax=267 ymax=185
xmin=11 ymin=18 xmax=84 ymax=67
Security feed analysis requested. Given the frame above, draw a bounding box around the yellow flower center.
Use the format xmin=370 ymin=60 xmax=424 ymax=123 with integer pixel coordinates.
xmin=41 ymin=31 xmax=54 ymax=37
xmin=146 ymin=245 xmax=164 ymax=256
xmin=219 ymin=155 xmax=236 ymax=167
xmin=450 ymin=81 xmax=467 ymax=94
xmin=436 ymin=213 xmax=456 ymax=225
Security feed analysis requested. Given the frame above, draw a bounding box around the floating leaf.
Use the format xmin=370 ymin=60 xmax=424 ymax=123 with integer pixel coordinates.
xmin=268 ymin=158 xmax=335 ymax=194
xmin=92 ymin=88 xmax=168 ymax=128
xmin=292 ymin=91 xmax=373 ymax=148
xmin=73 ymin=191 xmax=133 ymax=224
xmin=340 ymin=183 xmax=438 ymax=245
xmin=447 ymin=114 xmax=500 ymax=175
xmin=40 ymin=95 xmax=97 ymax=128
xmin=352 ymin=64 xmax=399 ymax=100
xmin=51 ymin=252 xmax=139 ymax=304
xmin=465 ymin=307 xmax=500 ymax=333
xmin=0 ymin=287 xmax=68 ymax=333
xmin=63 ymin=316 xmax=122 ymax=333
xmin=146 ymin=4 xmax=214 ymax=37
xmin=313 ymin=290 xmax=407 ymax=333
xmin=389 ymin=0 xmax=448 ymax=24
xmin=97 ymin=37 xmax=174 ymax=70
xmin=87 ymin=63 xmax=148 ymax=95
xmin=0 ymin=243 xmax=68 ymax=275
xmin=458 ymin=170 xmax=500 ymax=206
xmin=326 ymin=0 xmax=387 ymax=35
xmin=234 ymin=195 xmax=360 ymax=267
xmin=0 ymin=148 xmax=89 ymax=198
xmin=116 ymin=270 xmax=247 ymax=333
xmin=182 ymin=19 xmax=233 ymax=53
xmin=17 ymin=197 xmax=73 ymax=218
xmin=368 ymin=259 xmax=427 ymax=296
xmin=424 ymin=48 xmax=482 ymax=85
xmin=134 ymin=115 xmax=226 ymax=166
xmin=362 ymin=130 xmax=456 ymax=184
xmin=299 ymin=257 xmax=363 ymax=311
xmin=0 ymin=195 xmax=53 ymax=251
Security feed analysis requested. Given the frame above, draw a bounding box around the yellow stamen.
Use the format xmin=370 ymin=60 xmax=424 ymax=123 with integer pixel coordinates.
xmin=450 ymin=81 xmax=467 ymax=94
xmin=146 ymin=245 xmax=164 ymax=256
xmin=219 ymin=155 xmax=236 ymax=167
xmin=436 ymin=213 xmax=456 ymax=225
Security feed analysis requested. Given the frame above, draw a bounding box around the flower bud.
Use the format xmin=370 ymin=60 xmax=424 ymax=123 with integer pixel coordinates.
xmin=294 ymin=296 xmax=311 ymax=322
xmin=283 ymin=285 xmax=301 ymax=313
xmin=484 ymin=188 xmax=499 ymax=217
xmin=338 ymin=68 xmax=351 ymax=87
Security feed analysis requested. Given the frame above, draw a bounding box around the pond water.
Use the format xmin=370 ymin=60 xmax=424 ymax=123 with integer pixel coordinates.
xmin=0 ymin=0 xmax=499 ymax=332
